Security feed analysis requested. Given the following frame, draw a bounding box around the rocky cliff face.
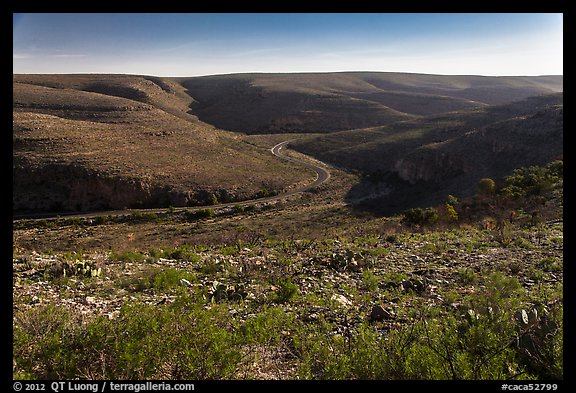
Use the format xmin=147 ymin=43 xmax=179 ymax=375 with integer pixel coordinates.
xmin=13 ymin=160 xmax=253 ymax=213
xmin=394 ymin=149 xmax=468 ymax=184
xmin=12 ymin=161 xmax=204 ymax=212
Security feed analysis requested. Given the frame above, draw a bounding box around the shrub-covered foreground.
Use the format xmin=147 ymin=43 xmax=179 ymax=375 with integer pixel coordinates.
xmin=13 ymin=161 xmax=563 ymax=380
xmin=14 ymin=230 xmax=563 ymax=380
xmin=13 ymin=280 xmax=562 ymax=380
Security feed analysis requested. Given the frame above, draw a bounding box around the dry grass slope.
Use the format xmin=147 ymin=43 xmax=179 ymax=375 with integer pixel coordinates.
xmin=13 ymin=75 xmax=312 ymax=212
xmin=175 ymin=72 xmax=562 ymax=133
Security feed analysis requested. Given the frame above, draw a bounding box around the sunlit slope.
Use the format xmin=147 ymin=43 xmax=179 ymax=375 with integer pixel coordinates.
xmin=13 ymin=74 xmax=311 ymax=212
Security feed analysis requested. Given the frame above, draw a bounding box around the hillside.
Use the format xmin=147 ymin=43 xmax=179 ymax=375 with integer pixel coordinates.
xmin=176 ymin=72 xmax=562 ymax=134
xmin=290 ymin=93 xmax=563 ymax=214
xmin=13 ymin=165 xmax=563 ymax=380
xmin=12 ymin=72 xmax=563 ymax=381
xmin=13 ymin=72 xmax=563 ymax=215
xmin=13 ymin=74 xmax=312 ymax=213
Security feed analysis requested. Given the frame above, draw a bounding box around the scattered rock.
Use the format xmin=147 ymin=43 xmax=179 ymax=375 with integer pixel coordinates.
xmin=304 ymin=313 xmax=319 ymax=322
xmin=370 ymin=305 xmax=394 ymax=322
xmin=413 ymin=268 xmax=434 ymax=276
xmin=409 ymin=255 xmax=425 ymax=264
xmin=21 ymin=268 xmax=42 ymax=277
xmin=348 ymin=259 xmax=359 ymax=272
xmin=400 ymin=278 xmax=426 ymax=292
xmin=400 ymin=277 xmax=426 ymax=293
xmin=331 ymin=294 xmax=352 ymax=307
xmin=517 ymin=309 xmax=529 ymax=325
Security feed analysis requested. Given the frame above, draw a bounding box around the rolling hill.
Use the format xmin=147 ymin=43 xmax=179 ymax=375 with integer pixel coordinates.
xmin=13 ymin=74 xmax=312 ymax=213
xmin=13 ymin=72 xmax=563 ymax=215
xmin=289 ymin=93 xmax=563 ymax=213
xmin=176 ymin=72 xmax=562 ymax=134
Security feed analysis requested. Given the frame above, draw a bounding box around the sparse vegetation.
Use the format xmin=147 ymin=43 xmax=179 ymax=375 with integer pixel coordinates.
xmin=14 ymin=188 xmax=563 ymax=379
xmin=12 ymin=74 xmax=562 ymax=381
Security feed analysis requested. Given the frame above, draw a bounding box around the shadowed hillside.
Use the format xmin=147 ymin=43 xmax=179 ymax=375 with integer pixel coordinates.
xmin=175 ymin=72 xmax=562 ymax=134
xmin=13 ymin=72 xmax=563 ymax=215
xmin=290 ymin=93 xmax=563 ymax=214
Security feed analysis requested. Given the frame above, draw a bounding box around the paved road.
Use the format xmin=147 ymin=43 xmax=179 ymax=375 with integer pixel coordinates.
xmin=14 ymin=140 xmax=331 ymax=220
xmin=270 ymin=140 xmax=330 ymax=194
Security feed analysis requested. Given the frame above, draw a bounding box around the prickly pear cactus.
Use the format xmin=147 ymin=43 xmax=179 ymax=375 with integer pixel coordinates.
xmin=61 ymin=259 xmax=102 ymax=278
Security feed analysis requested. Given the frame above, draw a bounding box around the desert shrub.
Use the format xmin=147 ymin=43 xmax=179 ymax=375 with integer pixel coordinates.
xmin=153 ymin=268 xmax=196 ymax=292
xmin=127 ymin=212 xmax=160 ymax=223
xmin=493 ymin=220 xmax=513 ymax=246
xmin=244 ymin=204 xmax=258 ymax=212
xmin=109 ymin=250 xmax=146 ymax=263
xmin=538 ymin=256 xmax=562 ymax=272
xmin=220 ymin=245 xmax=239 ymax=256
xmin=444 ymin=203 xmax=459 ymax=222
xmin=193 ymin=208 xmax=215 ymax=220
xmin=200 ymin=259 xmax=223 ymax=274
xmin=500 ymin=161 xmax=563 ymax=199
xmin=13 ymin=305 xmax=81 ymax=379
xmin=239 ymin=306 xmax=296 ymax=345
xmin=362 ymin=269 xmax=380 ymax=291
xmin=255 ymin=188 xmax=272 ymax=198
xmin=118 ymin=266 xmax=160 ymax=292
xmin=456 ymin=268 xmax=476 ymax=285
xmin=478 ymin=178 xmax=496 ymax=195
xmin=273 ymin=278 xmax=298 ymax=303
xmin=13 ymin=296 xmax=242 ymax=380
xmin=207 ymin=193 xmax=218 ymax=205
xmin=446 ymin=194 xmax=459 ymax=206
xmin=402 ymin=207 xmax=439 ymax=226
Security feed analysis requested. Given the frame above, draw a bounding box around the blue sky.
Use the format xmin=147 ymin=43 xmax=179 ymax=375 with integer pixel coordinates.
xmin=13 ymin=13 xmax=563 ymax=76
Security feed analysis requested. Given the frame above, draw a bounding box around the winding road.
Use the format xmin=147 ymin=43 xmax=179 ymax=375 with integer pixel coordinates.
xmin=14 ymin=140 xmax=331 ymax=220
xmin=270 ymin=140 xmax=330 ymax=193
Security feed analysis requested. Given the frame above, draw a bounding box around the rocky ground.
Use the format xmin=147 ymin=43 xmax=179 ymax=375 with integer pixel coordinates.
xmin=13 ymin=218 xmax=563 ymax=379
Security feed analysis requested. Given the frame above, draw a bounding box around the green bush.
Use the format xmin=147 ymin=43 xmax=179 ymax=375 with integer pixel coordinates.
xmin=109 ymin=250 xmax=146 ymax=263
xmin=13 ymin=295 xmax=242 ymax=380
xmin=478 ymin=178 xmax=496 ymax=195
xmin=220 ymin=245 xmax=239 ymax=256
xmin=500 ymin=161 xmax=563 ymax=199
xmin=255 ymin=188 xmax=277 ymax=198
xmin=153 ymin=269 xmax=196 ymax=292
xmin=195 ymin=208 xmax=215 ymax=219
xmin=273 ymin=278 xmax=298 ymax=303
xmin=402 ymin=207 xmax=439 ymax=226
xmin=239 ymin=306 xmax=296 ymax=345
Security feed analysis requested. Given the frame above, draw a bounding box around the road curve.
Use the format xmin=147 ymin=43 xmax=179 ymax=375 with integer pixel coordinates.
xmin=14 ymin=140 xmax=331 ymax=220
xmin=270 ymin=140 xmax=330 ymax=194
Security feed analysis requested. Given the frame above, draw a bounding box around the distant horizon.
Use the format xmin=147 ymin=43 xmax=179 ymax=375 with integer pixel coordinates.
xmin=13 ymin=13 xmax=563 ymax=77
xmin=11 ymin=70 xmax=565 ymax=78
